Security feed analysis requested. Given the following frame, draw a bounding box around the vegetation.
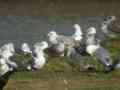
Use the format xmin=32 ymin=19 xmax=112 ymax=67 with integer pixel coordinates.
xmin=3 ymin=37 xmax=120 ymax=90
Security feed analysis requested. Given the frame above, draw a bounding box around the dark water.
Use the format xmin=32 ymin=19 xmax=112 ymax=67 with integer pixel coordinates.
xmin=0 ymin=16 xmax=104 ymax=47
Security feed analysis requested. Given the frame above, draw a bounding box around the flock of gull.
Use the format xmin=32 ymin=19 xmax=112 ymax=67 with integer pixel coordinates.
xmin=0 ymin=16 xmax=120 ymax=89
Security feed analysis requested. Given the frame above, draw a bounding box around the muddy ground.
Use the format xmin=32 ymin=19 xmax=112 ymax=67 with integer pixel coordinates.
xmin=5 ymin=78 xmax=120 ymax=90
xmin=0 ymin=0 xmax=120 ymax=16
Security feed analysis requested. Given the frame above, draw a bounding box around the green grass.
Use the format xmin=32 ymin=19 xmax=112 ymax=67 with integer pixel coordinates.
xmin=4 ymin=39 xmax=120 ymax=90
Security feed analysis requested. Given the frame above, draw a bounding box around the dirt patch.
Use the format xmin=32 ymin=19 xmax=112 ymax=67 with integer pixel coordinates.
xmin=5 ymin=79 xmax=120 ymax=90
xmin=0 ymin=0 xmax=120 ymax=16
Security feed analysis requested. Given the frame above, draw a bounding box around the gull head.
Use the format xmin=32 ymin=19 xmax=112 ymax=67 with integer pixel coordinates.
xmin=47 ymin=30 xmax=58 ymax=44
xmin=73 ymin=24 xmax=82 ymax=35
xmin=87 ymin=27 xmax=96 ymax=35
xmin=21 ymin=43 xmax=31 ymax=53
xmin=34 ymin=41 xmax=48 ymax=51
xmin=106 ymin=16 xmax=116 ymax=22
xmin=47 ymin=30 xmax=58 ymax=38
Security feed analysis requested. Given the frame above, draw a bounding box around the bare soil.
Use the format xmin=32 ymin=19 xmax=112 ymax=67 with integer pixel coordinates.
xmin=5 ymin=79 xmax=120 ymax=90
xmin=0 ymin=0 xmax=120 ymax=16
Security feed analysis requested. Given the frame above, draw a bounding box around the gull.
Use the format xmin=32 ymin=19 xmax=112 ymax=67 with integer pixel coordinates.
xmin=27 ymin=41 xmax=48 ymax=70
xmin=101 ymin=16 xmax=117 ymax=38
xmin=86 ymin=27 xmax=114 ymax=72
xmin=47 ymin=24 xmax=83 ymax=57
